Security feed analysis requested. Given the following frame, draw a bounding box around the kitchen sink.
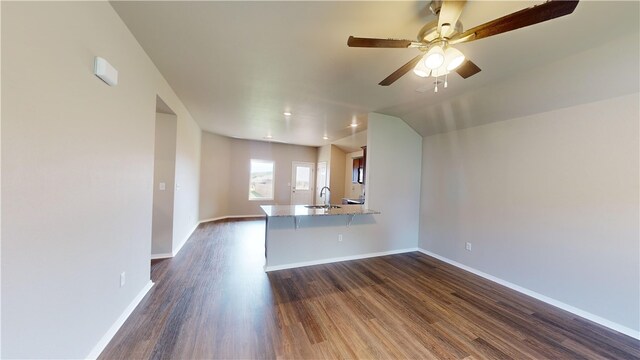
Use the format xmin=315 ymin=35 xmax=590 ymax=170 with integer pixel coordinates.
xmin=304 ymin=205 xmax=341 ymax=209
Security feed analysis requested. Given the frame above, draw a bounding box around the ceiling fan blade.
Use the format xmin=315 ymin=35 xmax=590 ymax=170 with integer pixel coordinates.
xmin=347 ymin=36 xmax=413 ymax=48
xmin=438 ymin=0 xmax=467 ymax=37
xmin=379 ymin=54 xmax=424 ymax=86
xmin=449 ymin=0 xmax=579 ymax=44
xmin=455 ymin=60 xmax=481 ymax=79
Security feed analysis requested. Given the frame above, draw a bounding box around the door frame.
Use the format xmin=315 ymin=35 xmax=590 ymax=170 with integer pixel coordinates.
xmin=315 ymin=161 xmax=327 ymax=205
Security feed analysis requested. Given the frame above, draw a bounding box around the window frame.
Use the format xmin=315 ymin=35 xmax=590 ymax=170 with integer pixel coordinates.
xmin=248 ymin=159 xmax=275 ymax=201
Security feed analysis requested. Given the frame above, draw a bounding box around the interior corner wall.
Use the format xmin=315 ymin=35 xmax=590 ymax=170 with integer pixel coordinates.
xmin=1 ymin=2 xmax=201 ymax=358
xmin=329 ymin=145 xmax=346 ymax=203
xmin=199 ymin=131 xmax=231 ymax=221
xmin=419 ymin=93 xmax=640 ymax=333
xmin=366 ymin=112 xmax=422 ymax=250
xmin=172 ymin=109 xmax=201 ymax=254
xmin=198 ymin=134 xmax=318 ymax=218
xmin=317 ymin=144 xmax=331 ymax=164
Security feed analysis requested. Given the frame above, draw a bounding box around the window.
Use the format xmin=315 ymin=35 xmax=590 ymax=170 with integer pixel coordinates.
xmin=249 ymin=159 xmax=274 ymax=200
xmin=295 ymin=166 xmax=311 ymax=190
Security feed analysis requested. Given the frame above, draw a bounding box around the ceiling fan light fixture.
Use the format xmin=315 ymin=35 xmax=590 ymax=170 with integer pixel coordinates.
xmin=413 ymin=69 xmax=429 ymax=77
xmin=445 ymin=47 xmax=465 ymax=71
xmin=423 ymin=45 xmax=445 ymax=69
xmin=413 ymin=59 xmax=431 ymax=78
xmin=432 ymin=65 xmax=449 ymax=77
xmin=440 ymin=23 xmax=452 ymax=38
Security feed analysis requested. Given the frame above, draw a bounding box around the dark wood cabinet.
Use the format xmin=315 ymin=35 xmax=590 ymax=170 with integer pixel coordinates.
xmin=361 ymin=146 xmax=367 ymax=185
xmin=351 ymin=146 xmax=368 ymax=184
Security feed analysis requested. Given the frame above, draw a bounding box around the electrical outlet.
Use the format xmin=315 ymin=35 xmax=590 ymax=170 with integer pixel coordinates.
xmin=465 ymin=242 xmax=472 ymax=251
xmin=338 ymin=234 xmax=343 ymax=242
xmin=120 ymin=272 xmax=126 ymax=288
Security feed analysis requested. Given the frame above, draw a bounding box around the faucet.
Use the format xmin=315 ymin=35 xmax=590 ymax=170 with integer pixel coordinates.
xmin=319 ymin=186 xmax=331 ymax=207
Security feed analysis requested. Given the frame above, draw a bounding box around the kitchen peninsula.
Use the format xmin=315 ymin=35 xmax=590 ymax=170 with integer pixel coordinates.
xmin=260 ymin=204 xmax=381 ymax=271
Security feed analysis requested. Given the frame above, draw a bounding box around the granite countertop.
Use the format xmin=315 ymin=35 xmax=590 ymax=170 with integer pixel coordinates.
xmin=260 ymin=204 xmax=380 ymax=217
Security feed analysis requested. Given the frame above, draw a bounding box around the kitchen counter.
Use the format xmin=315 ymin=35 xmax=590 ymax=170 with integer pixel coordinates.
xmin=260 ymin=204 xmax=379 ymax=217
xmin=260 ymin=204 xmax=382 ymax=271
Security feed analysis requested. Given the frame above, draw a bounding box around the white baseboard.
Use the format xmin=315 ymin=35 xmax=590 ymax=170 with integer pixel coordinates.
xmin=417 ymin=248 xmax=640 ymax=340
xmin=150 ymin=223 xmax=200 ymax=260
xmin=171 ymin=222 xmax=199 ymax=258
xmin=264 ymin=247 xmax=419 ymax=272
xmin=199 ymin=216 xmax=227 ymax=224
xmin=199 ymin=214 xmax=265 ymax=224
xmin=86 ymin=280 xmax=154 ymax=359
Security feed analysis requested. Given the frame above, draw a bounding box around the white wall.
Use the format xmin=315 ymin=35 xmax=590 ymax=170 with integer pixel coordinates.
xmin=420 ymin=93 xmax=640 ymax=334
xmin=172 ymin=109 xmax=201 ymax=253
xmin=329 ymin=145 xmax=346 ymax=203
xmin=365 ymin=113 xmax=422 ymax=250
xmin=315 ymin=144 xmax=346 ymax=204
xmin=317 ymin=144 xmax=331 ymax=204
xmin=1 ymin=2 xmax=201 ymax=358
xmin=199 ymin=134 xmax=318 ymax=218
xmin=151 ymin=113 xmax=177 ymax=255
xmin=199 ymin=131 xmax=231 ymax=220
xmin=228 ymin=139 xmax=317 ymax=215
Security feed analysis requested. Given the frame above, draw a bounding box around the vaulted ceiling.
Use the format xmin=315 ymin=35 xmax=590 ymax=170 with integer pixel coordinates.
xmin=111 ymin=1 xmax=639 ymax=146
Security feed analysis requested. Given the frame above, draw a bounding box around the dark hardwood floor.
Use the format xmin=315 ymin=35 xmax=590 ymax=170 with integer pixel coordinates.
xmin=99 ymin=220 xmax=640 ymax=359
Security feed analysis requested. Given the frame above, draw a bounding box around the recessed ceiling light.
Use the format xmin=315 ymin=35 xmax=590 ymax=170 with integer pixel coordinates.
xmin=264 ymin=135 xmax=273 ymax=139
xmin=283 ymin=112 xmax=292 ymax=116
xmin=350 ymin=123 xmax=358 ymax=128
xmin=323 ymin=135 xmax=329 ymax=140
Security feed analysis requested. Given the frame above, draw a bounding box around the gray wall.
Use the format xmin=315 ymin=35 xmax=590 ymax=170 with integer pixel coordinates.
xmin=419 ymin=93 xmax=640 ymax=333
xmin=365 ymin=113 xmax=422 ymax=250
xmin=199 ymin=134 xmax=318 ymax=218
xmin=151 ymin=113 xmax=177 ymax=255
xmin=1 ymin=2 xmax=201 ymax=357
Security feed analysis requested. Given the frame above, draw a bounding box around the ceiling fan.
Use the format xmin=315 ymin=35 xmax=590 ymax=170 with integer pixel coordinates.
xmin=347 ymin=0 xmax=579 ymax=89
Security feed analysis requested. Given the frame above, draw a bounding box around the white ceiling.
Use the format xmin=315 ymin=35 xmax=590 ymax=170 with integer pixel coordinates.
xmin=111 ymin=1 xmax=639 ymax=146
xmin=333 ymin=130 xmax=368 ymax=153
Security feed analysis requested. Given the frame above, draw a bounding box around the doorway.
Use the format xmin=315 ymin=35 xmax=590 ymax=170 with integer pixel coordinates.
xmin=151 ymin=96 xmax=177 ymax=258
xmin=291 ymin=161 xmax=315 ymax=205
